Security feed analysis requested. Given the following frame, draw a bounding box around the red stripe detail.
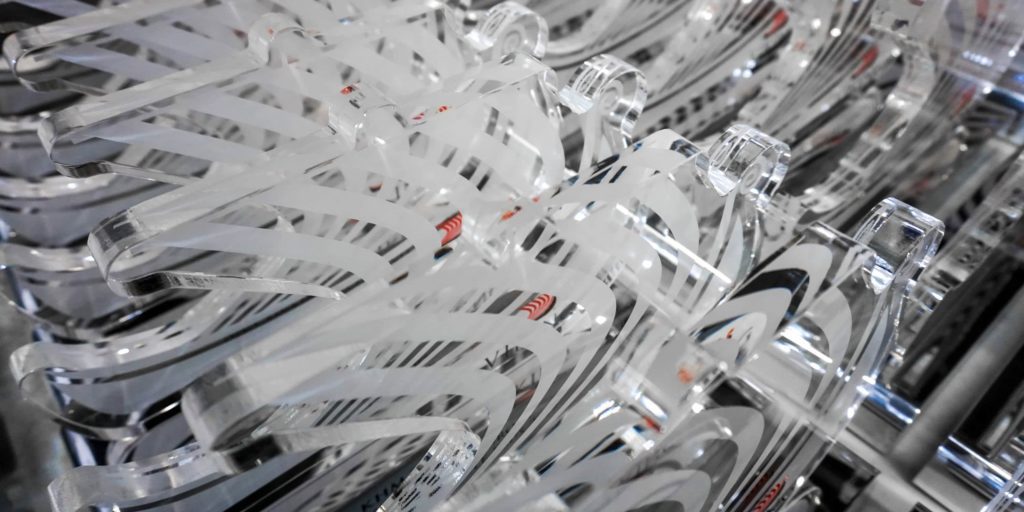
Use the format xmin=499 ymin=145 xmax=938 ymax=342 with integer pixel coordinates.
xmin=677 ymin=368 xmax=694 ymax=384
xmin=500 ymin=206 xmax=522 ymax=221
xmin=752 ymin=477 xmax=788 ymax=512
xmin=519 ymin=294 xmax=555 ymax=320
xmin=853 ymin=46 xmax=879 ymax=77
xmin=436 ymin=212 xmax=462 ymax=245
xmin=765 ymin=10 xmax=788 ymax=37
xmin=515 ymin=388 xmax=535 ymax=403
xmin=954 ymin=85 xmax=977 ymax=115
xmin=642 ymin=415 xmax=662 ymax=432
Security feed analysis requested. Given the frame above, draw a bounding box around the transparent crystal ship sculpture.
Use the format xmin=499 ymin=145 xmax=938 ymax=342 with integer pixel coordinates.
xmin=36 ymin=56 xmax=797 ymax=510
xmin=44 ymin=122 xmax=794 ymax=510
xmin=36 ymin=76 xmax=937 ymax=512
xmin=0 ymin=1 xmax=960 ymax=512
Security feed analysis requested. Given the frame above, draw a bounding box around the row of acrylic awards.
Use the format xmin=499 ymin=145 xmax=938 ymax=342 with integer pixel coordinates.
xmin=1 ymin=0 xmax=1024 ymax=510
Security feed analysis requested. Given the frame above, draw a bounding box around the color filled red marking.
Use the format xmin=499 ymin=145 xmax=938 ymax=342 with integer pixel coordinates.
xmin=519 ymin=293 xmax=555 ymax=320
xmin=677 ymin=367 xmax=694 ymax=384
xmin=853 ymin=46 xmax=879 ymax=77
xmin=437 ymin=105 xmax=449 ymax=113
xmin=954 ymin=85 xmax=977 ymax=115
xmin=436 ymin=212 xmax=462 ymax=245
xmin=500 ymin=206 xmax=522 ymax=221
xmin=765 ymin=10 xmax=788 ymax=37
xmin=515 ymin=388 xmax=536 ymax=403
xmin=341 ymin=85 xmax=354 ymax=95
xmin=752 ymin=476 xmax=788 ymax=512
xmin=642 ymin=415 xmax=662 ymax=433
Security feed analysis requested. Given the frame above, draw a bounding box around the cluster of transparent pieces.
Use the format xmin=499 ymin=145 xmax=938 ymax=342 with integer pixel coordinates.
xmin=3 ymin=0 xmax=1024 ymax=510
